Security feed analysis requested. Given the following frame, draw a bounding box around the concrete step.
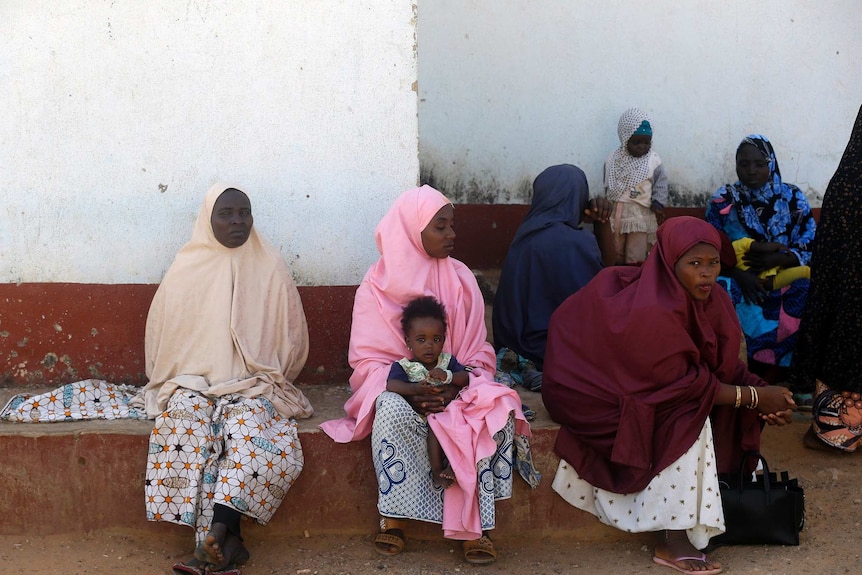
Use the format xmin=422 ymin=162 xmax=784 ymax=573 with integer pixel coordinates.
xmin=0 ymin=381 xmax=838 ymax=561
xmin=0 ymin=383 xmax=616 ymax=541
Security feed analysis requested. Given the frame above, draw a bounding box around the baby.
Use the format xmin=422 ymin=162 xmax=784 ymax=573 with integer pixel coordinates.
xmin=387 ymin=296 xmax=469 ymax=488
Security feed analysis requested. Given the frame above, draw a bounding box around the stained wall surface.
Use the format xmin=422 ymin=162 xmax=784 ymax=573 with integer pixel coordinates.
xmin=418 ymin=1 xmax=862 ymax=205
xmin=1 ymin=1 xmax=419 ymax=286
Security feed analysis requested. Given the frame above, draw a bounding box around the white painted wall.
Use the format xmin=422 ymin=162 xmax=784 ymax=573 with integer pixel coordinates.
xmin=418 ymin=1 xmax=862 ymax=206
xmin=1 ymin=1 xmax=418 ymax=285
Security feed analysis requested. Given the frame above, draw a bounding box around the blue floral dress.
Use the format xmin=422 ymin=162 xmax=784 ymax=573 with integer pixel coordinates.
xmin=706 ymin=135 xmax=816 ymax=367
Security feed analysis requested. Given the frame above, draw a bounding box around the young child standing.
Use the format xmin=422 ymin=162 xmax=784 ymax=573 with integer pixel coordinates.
xmin=603 ymin=107 xmax=669 ymax=264
xmin=387 ymin=296 xmax=470 ymax=488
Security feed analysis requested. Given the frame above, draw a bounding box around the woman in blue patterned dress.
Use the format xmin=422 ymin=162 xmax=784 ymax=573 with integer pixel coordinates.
xmin=706 ymin=135 xmax=816 ymax=374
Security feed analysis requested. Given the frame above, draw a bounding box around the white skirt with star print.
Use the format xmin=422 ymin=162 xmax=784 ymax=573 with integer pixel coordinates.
xmin=551 ymin=419 xmax=724 ymax=549
xmin=145 ymin=389 xmax=303 ymax=544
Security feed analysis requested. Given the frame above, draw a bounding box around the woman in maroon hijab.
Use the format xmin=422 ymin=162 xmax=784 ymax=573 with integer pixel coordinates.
xmin=543 ymin=217 xmax=795 ymax=575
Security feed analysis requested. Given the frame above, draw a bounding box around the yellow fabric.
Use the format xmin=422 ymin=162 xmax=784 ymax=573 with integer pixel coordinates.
xmin=771 ymin=265 xmax=811 ymax=290
xmin=732 ymin=237 xmax=779 ymax=277
xmin=142 ymin=183 xmax=313 ymax=420
xmin=732 ymin=237 xmax=810 ymax=289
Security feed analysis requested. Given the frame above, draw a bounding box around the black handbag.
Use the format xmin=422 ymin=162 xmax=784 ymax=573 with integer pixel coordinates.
xmin=710 ymin=451 xmax=804 ymax=547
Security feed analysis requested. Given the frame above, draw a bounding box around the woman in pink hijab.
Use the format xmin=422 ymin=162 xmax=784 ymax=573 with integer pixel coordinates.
xmin=321 ymin=186 xmax=536 ymax=565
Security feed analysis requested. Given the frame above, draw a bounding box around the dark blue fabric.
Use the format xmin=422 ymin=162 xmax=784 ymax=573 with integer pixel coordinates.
xmin=388 ymin=355 xmax=465 ymax=382
xmin=492 ymin=164 xmax=603 ymax=368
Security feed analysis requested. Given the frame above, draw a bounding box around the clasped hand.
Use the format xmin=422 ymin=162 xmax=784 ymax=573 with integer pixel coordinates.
xmin=406 ymin=380 xmax=458 ymax=415
xmin=757 ymin=386 xmax=796 ymax=426
xmin=742 ymin=243 xmax=797 ymax=273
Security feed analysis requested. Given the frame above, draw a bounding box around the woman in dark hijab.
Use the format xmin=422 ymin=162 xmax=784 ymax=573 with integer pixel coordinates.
xmin=543 ymin=216 xmax=795 ymax=574
xmin=791 ymin=105 xmax=862 ymax=452
xmin=492 ymin=164 xmax=613 ymax=389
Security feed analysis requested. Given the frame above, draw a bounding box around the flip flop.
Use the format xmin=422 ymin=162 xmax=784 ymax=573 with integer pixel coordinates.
xmin=173 ymin=559 xmax=242 ymax=575
xmin=171 ymin=561 xmax=205 ymax=575
xmin=653 ymin=553 xmax=723 ymax=575
xmin=463 ymin=535 xmax=497 ymax=565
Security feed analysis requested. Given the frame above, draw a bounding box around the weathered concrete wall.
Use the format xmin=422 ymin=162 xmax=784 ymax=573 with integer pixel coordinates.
xmin=418 ymin=1 xmax=862 ymax=206
xmin=1 ymin=1 xmax=418 ymax=286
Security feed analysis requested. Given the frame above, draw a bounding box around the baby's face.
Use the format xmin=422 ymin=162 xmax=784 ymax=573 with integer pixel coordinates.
xmin=405 ymin=317 xmax=446 ymax=368
xmin=627 ymin=135 xmax=652 ymax=158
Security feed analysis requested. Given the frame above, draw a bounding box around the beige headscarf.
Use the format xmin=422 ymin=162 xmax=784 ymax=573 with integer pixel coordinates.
xmin=142 ymin=183 xmax=313 ymax=419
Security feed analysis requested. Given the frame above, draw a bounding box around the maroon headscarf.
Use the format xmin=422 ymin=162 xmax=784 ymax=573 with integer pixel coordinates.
xmin=543 ymin=216 xmax=762 ymax=493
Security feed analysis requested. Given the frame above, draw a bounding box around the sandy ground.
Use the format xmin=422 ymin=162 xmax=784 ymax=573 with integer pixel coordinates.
xmin=2 ymin=415 xmax=861 ymax=575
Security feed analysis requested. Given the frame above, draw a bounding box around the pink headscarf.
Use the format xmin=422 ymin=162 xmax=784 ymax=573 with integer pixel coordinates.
xmin=321 ymin=185 xmax=529 ymax=539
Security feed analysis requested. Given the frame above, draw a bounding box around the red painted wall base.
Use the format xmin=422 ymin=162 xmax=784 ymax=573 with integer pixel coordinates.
xmin=0 ymin=206 xmax=818 ymax=388
xmin=0 ymin=283 xmax=355 ymax=387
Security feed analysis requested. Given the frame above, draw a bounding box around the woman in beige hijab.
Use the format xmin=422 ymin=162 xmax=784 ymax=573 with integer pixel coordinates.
xmin=143 ymin=184 xmax=313 ymax=575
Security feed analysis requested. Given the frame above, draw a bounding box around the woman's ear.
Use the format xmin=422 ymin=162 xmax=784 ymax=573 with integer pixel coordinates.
xmin=404 ymin=337 xmax=411 ymax=350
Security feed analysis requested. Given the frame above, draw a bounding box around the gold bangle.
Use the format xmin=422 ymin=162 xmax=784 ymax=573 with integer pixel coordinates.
xmin=747 ymin=386 xmax=759 ymax=409
xmin=734 ymin=386 xmax=742 ymax=409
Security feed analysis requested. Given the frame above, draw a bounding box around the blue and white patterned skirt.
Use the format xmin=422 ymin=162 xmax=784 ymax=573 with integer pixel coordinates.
xmin=371 ymin=391 xmax=515 ymax=533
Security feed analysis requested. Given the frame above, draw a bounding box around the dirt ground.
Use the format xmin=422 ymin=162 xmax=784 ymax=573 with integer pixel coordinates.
xmin=2 ymin=415 xmax=861 ymax=575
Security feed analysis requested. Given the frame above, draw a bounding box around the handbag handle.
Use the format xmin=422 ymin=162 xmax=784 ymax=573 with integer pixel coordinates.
xmin=736 ymin=450 xmax=772 ymax=492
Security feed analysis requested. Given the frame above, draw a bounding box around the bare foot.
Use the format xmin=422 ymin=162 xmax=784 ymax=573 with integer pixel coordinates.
xmin=432 ymin=464 xmax=456 ymax=489
xmin=653 ymin=530 xmax=722 ymax=573
xmin=221 ymin=533 xmax=250 ymax=567
xmin=194 ymin=522 xmax=227 ymax=567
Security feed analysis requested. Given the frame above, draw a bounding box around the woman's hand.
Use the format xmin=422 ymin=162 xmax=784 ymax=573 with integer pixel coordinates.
xmin=729 ymin=268 xmax=767 ymax=304
xmin=757 ymin=386 xmax=796 ymax=426
xmin=583 ymin=197 xmax=613 ymax=224
xmin=743 ymin=246 xmax=799 ymax=273
xmin=405 ymin=383 xmax=459 ymax=415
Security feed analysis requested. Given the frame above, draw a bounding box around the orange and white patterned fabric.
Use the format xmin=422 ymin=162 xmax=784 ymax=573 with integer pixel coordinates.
xmin=145 ymin=390 xmax=303 ymax=544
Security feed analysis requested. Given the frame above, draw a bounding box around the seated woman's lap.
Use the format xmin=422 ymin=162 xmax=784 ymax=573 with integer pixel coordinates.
xmin=146 ymin=390 xmax=303 ymax=542
xmin=718 ymin=276 xmax=809 ymax=367
xmin=552 ymin=419 xmax=724 ymax=549
xmin=371 ymin=392 xmax=515 ymax=529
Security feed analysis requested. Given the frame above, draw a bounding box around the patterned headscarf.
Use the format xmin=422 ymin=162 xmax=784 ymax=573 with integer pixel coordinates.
xmin=617 ymin=107 xmax=651 ymax=145
xmin=706 ymin=134 xmax=817 ymax=262
xmin=738 ymin=134 xmax=782 ymax=184
xmin=605 ymin=108 xmax=657 ymax=202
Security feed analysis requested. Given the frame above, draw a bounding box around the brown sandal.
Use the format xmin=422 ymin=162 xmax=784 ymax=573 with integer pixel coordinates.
xmin=463 ymin=535 xmax=497 ymax=564
xmin=374 ymin=517 xmax=405 ymax=556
